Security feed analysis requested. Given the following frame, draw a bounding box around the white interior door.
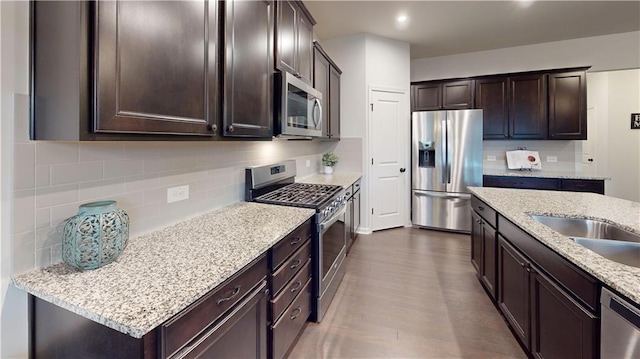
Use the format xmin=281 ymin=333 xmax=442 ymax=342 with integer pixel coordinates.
xmin=370 ymin=90 xmax=407 ymax=231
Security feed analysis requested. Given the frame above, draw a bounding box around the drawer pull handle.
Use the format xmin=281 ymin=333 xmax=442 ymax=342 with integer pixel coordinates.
xmin=478 ymin=206 xmax=485 ymax=211
xmin=290 ymin=281 xmax=303 ymax=293
xmin=290 ymin=259 xmax=302 ymax=269
xmin=290 ymin=237 xmax=301 ymax=246
xmin=216 ymin=286 xmax=241 ymax=306
xmin=290 ymin=307 xmax=302 ymax=320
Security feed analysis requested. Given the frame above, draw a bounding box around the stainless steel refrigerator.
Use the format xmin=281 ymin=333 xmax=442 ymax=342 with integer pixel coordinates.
xmin=411 ymin=110 xmax=483 ymax=233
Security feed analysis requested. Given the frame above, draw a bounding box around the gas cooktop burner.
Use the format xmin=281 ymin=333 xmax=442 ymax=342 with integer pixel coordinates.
xmin=254 ymin=183 xmax=343 ymax=208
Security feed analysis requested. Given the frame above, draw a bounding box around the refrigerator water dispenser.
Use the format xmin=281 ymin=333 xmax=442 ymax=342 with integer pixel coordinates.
xmin=419 ymin=141 xmax=435 ymax=168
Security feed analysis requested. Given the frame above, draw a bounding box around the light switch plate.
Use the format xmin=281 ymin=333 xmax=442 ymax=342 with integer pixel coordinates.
xmin=546 ymin=156 xmax=558 ymax=163
xmin=167 ymin=185 xmax=189 ymax=203
xmin=487 ymin=156 xmax=497 ymax=162
xmin=306 ymin=160 xmax=311 ymax=167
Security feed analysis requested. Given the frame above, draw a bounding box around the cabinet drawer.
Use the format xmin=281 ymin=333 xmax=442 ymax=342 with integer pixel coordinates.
xmin=162 ymin=255 xmax=268 ymax=358
xmin=271 ymin=219 xmax=312 ymax=271
xmin=561 ymin=179 xmax=604 ymax=194
xmin=271 ymin=279 xmax=312 ymax=359
xmin=271 ymin=258 xmax=312 ymax=322
xmin=271 ymin=240 xmax=312 ymax=296
xmin=471 ymin=196 xmax=497 ymax=228
xmin=484 ymin=175 xmax=560 ymax=190
xmin=498 ymin=216 xmax=599 ymax=311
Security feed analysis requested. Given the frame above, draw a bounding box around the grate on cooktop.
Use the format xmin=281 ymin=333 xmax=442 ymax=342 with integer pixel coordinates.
xmin=254 ymin=183 xmax=342 ymax=208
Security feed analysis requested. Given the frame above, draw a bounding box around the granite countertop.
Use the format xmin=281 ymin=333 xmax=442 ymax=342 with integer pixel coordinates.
xmin=12 ymin=202 xmax=315 ymax=339
xmin=483 ymin=169 xmax=611 ymax=180
xmin=298 ymin=172 xmax=362 ymax=189
xmin=468 ymin=187 xmax=640 ymax=304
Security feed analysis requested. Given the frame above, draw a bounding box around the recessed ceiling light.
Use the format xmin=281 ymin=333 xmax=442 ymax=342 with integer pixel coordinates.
xmin=397 ymin=15 xmax=408 ymax=23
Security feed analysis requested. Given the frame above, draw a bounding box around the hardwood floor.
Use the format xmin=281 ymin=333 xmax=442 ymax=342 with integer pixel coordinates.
xmin=289 ymin=227 xmax=526 ymax=359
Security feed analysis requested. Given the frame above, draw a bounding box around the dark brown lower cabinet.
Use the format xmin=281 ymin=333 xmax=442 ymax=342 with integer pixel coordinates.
xmin=498 ymin=236 xmax=531 ymax=350
xmin=471 ymin=210 xmax=497 ymax=299
xmin=176 ymin=282 xmax=268 ymax=359
xmin=487 ymin=209 xmax=600 ymax=359
xmin=483 ymin=175 xmax=605 ymax=195
xmin=530 ymin=270 xmax=598 ymax=359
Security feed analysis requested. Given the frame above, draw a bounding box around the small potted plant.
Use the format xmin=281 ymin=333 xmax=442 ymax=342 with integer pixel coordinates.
xmin=322 ymin=152 xmax=339 ymax=174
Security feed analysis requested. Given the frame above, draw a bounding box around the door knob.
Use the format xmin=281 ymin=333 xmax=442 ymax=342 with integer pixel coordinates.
xmin=400 ymin=168 xmax=406 ymax=173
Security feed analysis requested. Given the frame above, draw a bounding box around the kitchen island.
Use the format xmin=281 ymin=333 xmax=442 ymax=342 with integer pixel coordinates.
xmin=469 ymin=187 xmax=639 ymax=359
xmin=12 ymin=202 xmax=315 ymax=358
xmin=469 ymin=187 xmax=639 ymax=303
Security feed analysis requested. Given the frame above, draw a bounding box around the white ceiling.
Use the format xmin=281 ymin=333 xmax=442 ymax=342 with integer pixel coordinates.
xmin=305 ymin=1 xmax=640 ymax=59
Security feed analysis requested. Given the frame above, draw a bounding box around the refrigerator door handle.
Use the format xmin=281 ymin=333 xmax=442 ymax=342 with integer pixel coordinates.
xmin=446 ymin=116 xmax=452 ymax=184
xmin=441 ymin=117 xmax=448 ymax=185
xmin=413 ymin=190 xmax=471 ymax=200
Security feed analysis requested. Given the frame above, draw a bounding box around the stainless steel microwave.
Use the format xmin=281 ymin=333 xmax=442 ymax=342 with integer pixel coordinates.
xmin=275 ymin=71 xmax=323 ymax=138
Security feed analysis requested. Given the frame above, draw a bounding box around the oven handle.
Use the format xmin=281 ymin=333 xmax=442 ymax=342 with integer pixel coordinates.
xmin=318 ymin=206 xmax=347 ymax=232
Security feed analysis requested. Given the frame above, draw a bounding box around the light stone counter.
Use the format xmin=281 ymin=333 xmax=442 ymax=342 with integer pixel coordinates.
xmin=468 ymin=187 xmax=640 ymax=304
xmin=483 ymin=169 xmax=610 ymax=180
xmin=12 ymin=202 xmax=315 ymax=338
xmin=298 ymin=172 xmax=362 ymax=189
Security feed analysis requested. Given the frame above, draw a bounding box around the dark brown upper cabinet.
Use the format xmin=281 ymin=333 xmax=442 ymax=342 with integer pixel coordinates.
xmin=31 ymin=1 xmax=219 ymax=140
xmin=222 ymin=0 xmax=274 ymax=138
xmin=313 ymin=42 xmax=341 ymax=140
xmin=275 ymin=0 xmax=316 ymax=85
xmin=548 ymin=71 xmax=587 ymax=140
xmin=412 ymin=80 xmax=474 ymax=111
xmin=508 ymin=73 xmax=548 ymax=140
xmin=475 ymin=76 xmax=509 ymax=139
xmin=414 ymin=67 xmax=589 ymax=141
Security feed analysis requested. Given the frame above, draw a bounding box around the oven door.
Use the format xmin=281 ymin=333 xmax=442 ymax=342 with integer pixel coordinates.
xmin=318 ymin=206 xmax=347 ymax=296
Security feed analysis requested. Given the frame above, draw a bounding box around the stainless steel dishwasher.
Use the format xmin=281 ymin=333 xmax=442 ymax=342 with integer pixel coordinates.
xmin=601 ymin=288 xmax=640 ymax=358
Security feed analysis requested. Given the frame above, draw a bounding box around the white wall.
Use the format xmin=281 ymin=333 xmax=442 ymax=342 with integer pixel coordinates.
xmin=587 ymin=69 xmax=640 ymax=202
xmin=411 ymin=31 xmax=640 ymax=81
xmin=323 ymin=34 xmax=411 ymax=232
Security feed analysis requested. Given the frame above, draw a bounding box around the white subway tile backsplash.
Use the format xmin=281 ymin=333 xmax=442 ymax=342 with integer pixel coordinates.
xmin=13 ymin=166 xmax=35 ymax=190
xmin=35 ymin=184 xmax=78 ymax=209
xmin=78 ymin=178 xmax=125 ymax=202
xmin=79 ymin=142 xmax=125 ymax=162
xmin=35 ymin=208 xmax=51 ymax=230
xmin=10 ymin=108 xmax=327 ymax=274
xmin=13 ymin=190 xmax=35 ymax=234
xmin=35 ymin=165 xmax=50 ymax=187
xmin=50 ymin=162 xmax=103 ymax=185
xmin=103 ymin=159 xmax=144 ymax=179
xmin=124 ymin=142 xmax=160 ymax=159
xmin=35 ymin=142 xmax=79 ymax=165
xmin=50 ymin=203 xmax=79 ymax=228
xmin=143 ymin=157 xmax=174 ymax=174
xmin=124 ymin=173 xmax=159 ymax=192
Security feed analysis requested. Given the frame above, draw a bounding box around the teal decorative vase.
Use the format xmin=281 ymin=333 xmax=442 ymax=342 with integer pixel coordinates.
xmin=62 ymin=201 xmax=129 ymax=270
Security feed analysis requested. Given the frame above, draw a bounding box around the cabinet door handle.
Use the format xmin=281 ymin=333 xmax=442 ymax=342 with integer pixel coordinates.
xmin=227 ymin=125 xmax=234 ymax=133
xmin=290 ymin=281 xmax=303 ymax=293
xmin=216 ymin=285 xmax=241 ymax=306
xmin=290 ymin=307 xmax=302 ymax=320
xmin=290 ymin=259 xmax=302 ymax=269
xmin=290 ymin=237 xmax=301 ymax=246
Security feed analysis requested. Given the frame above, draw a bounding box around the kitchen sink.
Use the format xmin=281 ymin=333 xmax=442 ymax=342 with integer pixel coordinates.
xmin=530 ymin=215 xmax=640 ymax=268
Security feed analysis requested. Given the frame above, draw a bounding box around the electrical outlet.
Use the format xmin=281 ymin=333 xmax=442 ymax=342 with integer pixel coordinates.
xmin=546 ymin=156 xmax=558 ymax=163
xmin=487 ymin=156 xmax=497 ymax=162
xmin=306 ymin=160 xmax=311 ymax=167
xmin=167 ymin=185 xmax=189 ymax=203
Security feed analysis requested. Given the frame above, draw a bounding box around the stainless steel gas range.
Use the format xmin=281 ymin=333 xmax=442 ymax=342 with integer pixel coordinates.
xmin=246 ymin=160 xmax=347 ymax=322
